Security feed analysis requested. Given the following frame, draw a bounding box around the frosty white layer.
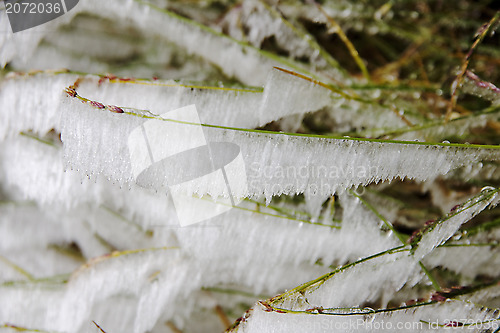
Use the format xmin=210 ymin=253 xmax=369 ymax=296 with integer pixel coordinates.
xmin=9 ymin=13 xmax=224 ymax=81
xmin=219 ymin=0 xmax=344 ymax=79
xmin=9 ymin=43 xmax=109 ymax=77
xmin=395 ymin=109 xmax=500 ymax=142
xmin=221 ymin=0 xmax=311 ymax=59
xmin=460 ymin=283 xmax=500 ymax=307
xmin=338 ymin=193 xmax=402 ymax=256
xmin=0 ymin=73 xmax=78 ymax=140
xmin=325 ymin=98 xmax=409 ymax=136
xmin=236 ymin=300 xmax=498 ymax=333
xmin=269 ymin=248 xmax=421 ymax=311
xmin=0 ymin=0 xmax=304 ymax=86
xmin=1 ymin=133 xmax=411 ymax=283
xmin=240 ymin=188 xmax=498 ymax=315
xmin=356 ymin=189 xmax=407 ymax=227
xmin=75 ymin=68 xmax=332 ymax=129
xmin=0 ymin=248 xmax=189 ymax=333
xmin=0 ymin=70 xmax=459 ymax=149
xmin=0 ymin=68 xmax=338 ymax=142
xmin=0 ymin=205 xmax=403 ymax=333
xmin=0 ymin=203 xmax=112 ymax=281
xmin=60 ymin=96 xmax=500 ymax=202
xmin=453 ymin=161 xmax=500 ymax=183
xmin=413 ymin=188 xmax=499 ymax=260
xmin=424 ymin=244 xmax=500 ymax=280
xmin=462 ymin=72 xmax=500 ymax=105
xmin=423 ymin=218 xmax=500 ymax=279
xmin=0 ymin=8 xmax=74 ymax=68
xmin=0 ymin=135 xmax=400 ymax=288
xmin=0 ymin=136 xmax=84 ymax=207
xmin=172 ymin=201 xmax=402 ymax=294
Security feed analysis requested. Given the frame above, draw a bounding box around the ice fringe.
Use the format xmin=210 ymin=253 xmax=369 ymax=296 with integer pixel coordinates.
xmin=0 ymin=67 xmax=335 ymax=138
xmin=229 ymin=188 xmax=499 ymax=331
xmin=0 ymin=136 xmax=409 ymax=332
xmin=60 ymin=93 xmax=500 ymax=203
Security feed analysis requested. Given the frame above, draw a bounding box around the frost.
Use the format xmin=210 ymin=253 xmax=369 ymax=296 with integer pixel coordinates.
xmin=1 ymin=1 xmax=499 ymax=331
xmin=219 ymin=0 xmax=329 ymax=71
xmin=237 ymin=300 xmax=499 ymax=333
xmin=424 ymin=245 xmax=500 ymax=279
xmin=0 ymin=0 xmax=293 ymax=86
xmin=0 ymin=73 xmax=78 ymax=140
xmin=413 ymin=188 xmax=499 ymax=260
xmin=462 ymin=71 xmax=500 ymax=105
xmin=59 ymin=96 xmax=500 ymax=202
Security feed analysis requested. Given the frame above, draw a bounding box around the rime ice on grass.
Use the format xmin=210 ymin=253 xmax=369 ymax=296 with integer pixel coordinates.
xmin=1 ymin=1 xmax=499 ymax=332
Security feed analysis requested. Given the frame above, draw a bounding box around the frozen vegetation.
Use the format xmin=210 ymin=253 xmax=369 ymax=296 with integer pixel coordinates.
xmin=0 ymin=0 xmax=499 ymax=332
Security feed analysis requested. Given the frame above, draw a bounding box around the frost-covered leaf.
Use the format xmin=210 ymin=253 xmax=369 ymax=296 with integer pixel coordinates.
xmin=60 ymin=92 xmax=500 ymax=203
xmin=232 ymin=300 xmax=500 ymax=333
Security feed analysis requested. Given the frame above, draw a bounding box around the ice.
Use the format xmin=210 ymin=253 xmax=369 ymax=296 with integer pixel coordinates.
xmin=0 ymin=203 xmax=108 ymax=281
xmin=0 ymin=148 xmax=427 ymax=332
xmin=220 ymin=0 xmax=330 ymax=72
xmin=0 ymin=0 xmax=287 ymax=86
xmin=237 ymin=299 xmax=498 ymax=333
xmin=0 ymin=68 xmax=339 ymax=147
xmin=460 ymin=283 xmax=500 ymax=307
xmin=462 ymin=71 xmax=500 ymax=105
xmin=396 ymin=111 xmax=499 ymax=142
xmin=0 ymin=73 xmax=78 ymax=140
xmin=326 ymin=99 xmax=409 ymax=136
xmin=74 ymin=67 xmax=333 ymax=129
xmin=413 ymin=188 xmax=499 ymax=260
xmin=59 ymin=95 xmax=500 ymax=202
xmin=424 ymin=245 xmax=500 ymax=279
xmin=1 ymin=2 xmax=499 ymax=331
xmin=0 ymin=136 xmax=81 ymax=208
xmin=0 ymin=9 xmax=73 ymax=68
xmin=0 ymin=248 xmax=189 ymax=333
xmin=10 ymin=43 xmax=109 ymax=75
xmin=269 ymin=249 xmax=421 ymax=311
xmin=338 ymin=193 xmax=401 ymax=261
xmin=423 ymin=221 xmax=500 ymax=279
xmin=258 ymin=69 xmax=332 ymax=126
